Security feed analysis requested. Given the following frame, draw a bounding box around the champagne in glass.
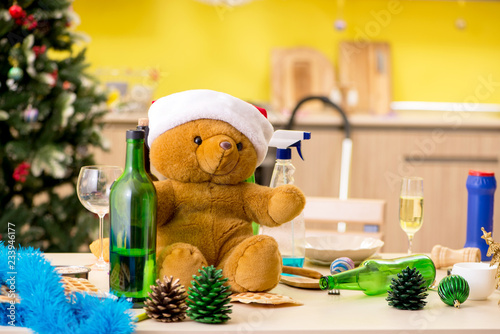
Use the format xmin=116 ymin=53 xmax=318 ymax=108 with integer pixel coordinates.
xmin=399 ymin=177 xmax=424 ymax=254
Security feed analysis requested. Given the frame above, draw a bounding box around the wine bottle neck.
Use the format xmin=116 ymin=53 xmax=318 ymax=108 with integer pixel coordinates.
xmin=137 ymin=125 xmax=152 ymax=173
xmin=319 ymin=265 xmax=367 ymax=290
xmin=125 ymin=138 xmax=146 ymax=172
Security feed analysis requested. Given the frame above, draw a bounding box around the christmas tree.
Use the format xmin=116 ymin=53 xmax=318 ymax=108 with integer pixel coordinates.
xmin=0 ymin=0 xmax=108 ymax=252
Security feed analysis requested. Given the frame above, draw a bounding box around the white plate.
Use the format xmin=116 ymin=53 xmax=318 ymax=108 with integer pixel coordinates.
xmin=305 ymin=235 xmax=384 ymax=265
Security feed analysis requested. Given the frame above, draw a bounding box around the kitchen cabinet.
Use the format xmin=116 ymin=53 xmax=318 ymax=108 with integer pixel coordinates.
xmin=95 ymin=112 xmax=500 ymax=253
xmin=338 ymin=42 xmax=392 ymax=115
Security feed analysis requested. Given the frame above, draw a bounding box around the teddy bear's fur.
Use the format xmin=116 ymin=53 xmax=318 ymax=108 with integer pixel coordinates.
xmin=150 ymin=118 xmax=306 ymax=292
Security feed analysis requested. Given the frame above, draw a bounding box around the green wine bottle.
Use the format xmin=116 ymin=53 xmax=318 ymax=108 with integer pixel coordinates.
xmin=319 ymin=254 xmax=436 ymax=296
xmin=109 ymin=129 xmax=157 ymax=307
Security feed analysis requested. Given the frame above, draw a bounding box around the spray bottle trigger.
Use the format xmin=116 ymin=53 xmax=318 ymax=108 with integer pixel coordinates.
xmin=291 ymin=141 xmax=304 ymax=160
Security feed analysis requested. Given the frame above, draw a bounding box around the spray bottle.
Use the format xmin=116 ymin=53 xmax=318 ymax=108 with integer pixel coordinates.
xmin=261 ymin=130 xmax=311 ymax=268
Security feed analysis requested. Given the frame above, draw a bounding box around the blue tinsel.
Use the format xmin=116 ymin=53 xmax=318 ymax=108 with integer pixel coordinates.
xmin=0 ymin=244 xmax=136 ymax=334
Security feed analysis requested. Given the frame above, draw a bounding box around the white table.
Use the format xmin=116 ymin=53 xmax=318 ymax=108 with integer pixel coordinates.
xmin=5 ymin=253 xmax=500 ymax=334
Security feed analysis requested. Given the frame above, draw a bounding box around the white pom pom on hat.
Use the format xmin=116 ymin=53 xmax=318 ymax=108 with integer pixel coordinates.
xmin=147 ymin=89 xmax=274 ymax=166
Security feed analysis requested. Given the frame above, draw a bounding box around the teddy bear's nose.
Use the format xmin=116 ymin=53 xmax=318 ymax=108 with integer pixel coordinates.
xmin=220 ymin=141 xmax=232 ymax=150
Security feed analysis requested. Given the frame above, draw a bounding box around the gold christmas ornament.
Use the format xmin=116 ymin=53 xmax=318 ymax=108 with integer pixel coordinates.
xmin=481 ymin=227 xmax=500 ymax=298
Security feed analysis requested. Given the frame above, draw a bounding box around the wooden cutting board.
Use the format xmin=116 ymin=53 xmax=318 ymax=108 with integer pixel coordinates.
xmin=338 ymin=41 xmax=392 ymax=115
xmin=271 ymin=47 xmax=337 ymax=113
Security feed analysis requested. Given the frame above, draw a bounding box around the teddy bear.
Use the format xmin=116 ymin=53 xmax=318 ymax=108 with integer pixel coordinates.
xmin=147 ymin=89 xmax=306 ymax=293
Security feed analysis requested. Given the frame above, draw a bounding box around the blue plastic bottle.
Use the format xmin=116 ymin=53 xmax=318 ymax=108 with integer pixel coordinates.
xmin=464 ymin=170 xmax=496 ymax=260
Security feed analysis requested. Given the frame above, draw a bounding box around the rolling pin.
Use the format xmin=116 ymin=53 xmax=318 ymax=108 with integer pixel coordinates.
xmin=430 ymin=245 xmax=481 ymax=269
xmin=282 ymin=266 xmax=323 ymax=279
xmin=280 ymin=266 xmax=323 ymax=289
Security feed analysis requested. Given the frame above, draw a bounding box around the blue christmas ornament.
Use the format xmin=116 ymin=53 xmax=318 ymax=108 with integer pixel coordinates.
xmin=23 ymin=105 xmax=39 ymax=123
xmin=330 ymin=257 xmax=355 ymax=275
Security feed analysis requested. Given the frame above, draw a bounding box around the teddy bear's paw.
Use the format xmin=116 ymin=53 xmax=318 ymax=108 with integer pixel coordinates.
xmin=268 ymin=184 xmax=306 ymax=225
xmin=222 ymin=235 xmax=282 ymax=293
xmin=158 ymin=243 xmax=208 ymax=290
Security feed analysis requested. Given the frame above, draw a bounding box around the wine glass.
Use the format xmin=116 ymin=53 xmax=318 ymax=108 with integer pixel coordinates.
xmin=77 ymin=165 xmax=123 ymax=270
xmin=399 ymin=177 xmax=424 ymax=254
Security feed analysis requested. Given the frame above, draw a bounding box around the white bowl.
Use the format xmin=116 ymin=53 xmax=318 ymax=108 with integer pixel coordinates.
xmin=305 ymin=235 xmax=384 ymax=265
xmin=451 ymin=262 xmax=498 ymax=300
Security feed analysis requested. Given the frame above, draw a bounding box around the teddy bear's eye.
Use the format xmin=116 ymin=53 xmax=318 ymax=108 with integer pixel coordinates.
xmin=194 ymin=136 xmax=202 ymax=145
xmin=236 ymin=143 xmax=243 ymax=151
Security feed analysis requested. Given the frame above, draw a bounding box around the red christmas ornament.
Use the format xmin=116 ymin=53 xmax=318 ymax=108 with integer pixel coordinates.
xmin=13 ymin=162 xmax=31 ymax=183
xmin=23 ymin=14 xmax=37 ymax=31
xmin=28 ymin=21 xmax=38 ymax=30
xmin=62 ymin=80 xmax=72 ymax=90
xmin=50 ymin=69 xmax=58 ymax=87
xmin=9 ymin=4 xmax=24 ymax=19
xmin=33 ymin=45 xmax=47 ymax=57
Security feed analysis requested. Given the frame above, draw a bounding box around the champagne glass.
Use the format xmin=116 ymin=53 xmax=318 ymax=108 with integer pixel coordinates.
xmin=77 ymin=165 xmax=123 ymax=270
xmin=399 ymin=177 xmax=424 ymax=254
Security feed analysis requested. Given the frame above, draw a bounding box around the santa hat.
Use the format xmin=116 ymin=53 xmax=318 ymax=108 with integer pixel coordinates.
xmin=148 ymin=89 xmax=274 ymax=166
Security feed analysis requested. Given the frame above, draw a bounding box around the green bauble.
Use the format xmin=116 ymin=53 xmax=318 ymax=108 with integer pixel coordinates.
xmin=8 ymin=66 xmax=23 ymax=81
xmin=386 ymin=266 xmax=428 ymax=310
xmin=186 ymin=265 xmax=232 ymax=324
xmin=438 ymin=275 xmax=469 ymax=308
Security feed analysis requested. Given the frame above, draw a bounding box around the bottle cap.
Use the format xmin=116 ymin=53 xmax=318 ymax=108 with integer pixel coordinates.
xmin=126 ymin=129 xmax=145 ymax=140
xmin=276 ymin=148 xmax=292 ymax=159
xmin=468 ymin=170 xmax=494 ymax=177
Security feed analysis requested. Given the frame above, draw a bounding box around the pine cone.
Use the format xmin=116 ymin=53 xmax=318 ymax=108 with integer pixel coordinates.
xmin=386 ymin=266 xmax=428 ymax=310
xmin=144 ymin=276 xmax=188 ymax=322
xmin=186 ymin=265 xmax=232 ymax=324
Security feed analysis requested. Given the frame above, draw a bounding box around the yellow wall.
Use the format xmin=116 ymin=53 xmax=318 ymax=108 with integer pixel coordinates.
xmin=73 ymin=0 xmax=500 ymax=104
